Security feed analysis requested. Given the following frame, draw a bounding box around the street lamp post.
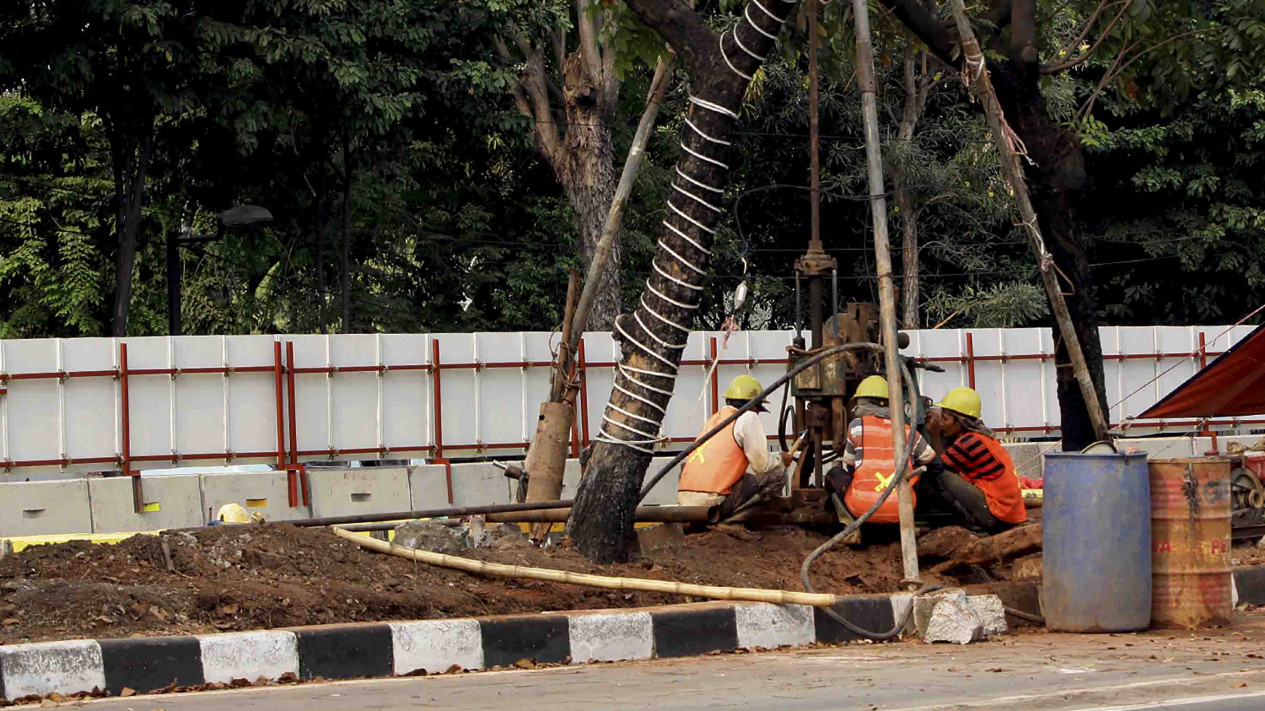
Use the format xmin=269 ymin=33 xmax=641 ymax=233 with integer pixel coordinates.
xmin=167 ymin=205 xmax=272 ymax=336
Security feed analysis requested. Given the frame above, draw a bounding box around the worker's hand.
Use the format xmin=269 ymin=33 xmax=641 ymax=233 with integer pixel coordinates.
xmin=780 ymin=451 xmax=795 ymax=467
xmin=926 ymin=408 xmax=946 ymax=454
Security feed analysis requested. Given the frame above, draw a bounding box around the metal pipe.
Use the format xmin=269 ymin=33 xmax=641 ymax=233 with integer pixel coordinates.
xmin=487 ymin=505 xmax=718 ymax=524
xmin=795 ymin=271 xmax=803 ymax=338
xmin=290 ymin=499 xmax=577 ymax=527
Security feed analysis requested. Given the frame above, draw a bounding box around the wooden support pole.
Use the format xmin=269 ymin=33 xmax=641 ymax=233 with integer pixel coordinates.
xmin=851 ymin=0 xmax=920 ymax=584
xmin=946 ymin=0 xmax=1110 ymax=443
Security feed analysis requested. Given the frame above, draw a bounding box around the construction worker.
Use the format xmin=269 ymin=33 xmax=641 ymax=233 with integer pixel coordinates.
xmin=923 ymin=387 xmax=1027 ymax=533
xmin=678 ymin=375 xmax=793 ymax=519
xmin=825 ymin=375 xmax=936 ymax=523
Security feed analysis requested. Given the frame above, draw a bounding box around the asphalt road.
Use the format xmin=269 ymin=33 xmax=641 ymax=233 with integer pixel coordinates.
xmin=81 ymin=616 xmax=1265 ymax=711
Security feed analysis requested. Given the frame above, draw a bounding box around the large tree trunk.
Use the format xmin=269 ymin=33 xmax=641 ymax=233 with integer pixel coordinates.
xmin=878 ymin=0 xmax=1109 ymax=449
xmin=109 ymin=130 xmax=153 ymax=337
xmin=894 ymin=49 xmax=924 ymax=330
xmin=991 ymin=37 xmax=1108 ymax=451
xmin=340 ymin=132 xmax=353 ymax=333
xmin=567 ymin=0 xmax=797 ymax=563
xmin=557 ymin=57 xmax=621 ymax=329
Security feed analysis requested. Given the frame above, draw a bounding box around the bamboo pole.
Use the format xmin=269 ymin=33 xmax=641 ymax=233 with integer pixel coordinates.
xmin=850 ymin=0 xmax=920 ymax=584
xmin=946 ymin=0 xmax=1110 ymax=442
xmin=333 ymin=526 xmax=842 ymax=607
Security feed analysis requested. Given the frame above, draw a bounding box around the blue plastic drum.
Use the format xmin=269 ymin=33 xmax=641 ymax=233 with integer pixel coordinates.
xmin=1043 ymin=452 xmax=1151 ymax=632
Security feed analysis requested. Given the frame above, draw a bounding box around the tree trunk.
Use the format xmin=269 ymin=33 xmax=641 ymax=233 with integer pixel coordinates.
xmin=567 ymin=0 xmax=797 ymax=563
xmin=109 ymin=130 xmax=153 ymax=337
xmin=340 ymin=133 xmax=353 ymax=333
xmin=876 ymin=0 xmax=1109 ymax=449
xmin=989 ymin=63 xmax=1108 ymax=451
xmin=895 ymin=50 xmax=923 ymax=330
xmin=554 ymin=56 xmax=621 ymax=330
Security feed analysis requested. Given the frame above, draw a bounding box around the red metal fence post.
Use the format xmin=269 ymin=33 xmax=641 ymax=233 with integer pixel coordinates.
xmin=577 ymin=338 xmax=590 ymax=448
xmin=120 ymin=342 xmax=143 ymax=513
xmin=284 ymin=341 xmax=309 ymax=506
xmin=431 ymin=338 xmax=453 ymax=504
xmin=709 ymin=336 xmax=719 ymax=416
xmin=965 ymin=332 xmax=977 ymax=390
xmin=273 ymin=341 xmax=296 ymax=506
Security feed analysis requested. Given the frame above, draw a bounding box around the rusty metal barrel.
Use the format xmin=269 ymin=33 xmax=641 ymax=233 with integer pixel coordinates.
xmin=1149 ymin=458 xmax=1233 ymax=628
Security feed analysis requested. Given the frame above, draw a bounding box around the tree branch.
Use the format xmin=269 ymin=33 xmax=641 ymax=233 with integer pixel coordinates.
xmin=878 ymin=0 xmax=958 ymax=66
xmin=1010 ymin=0 xmax=1038 ymax=67
xmin=620 ymin=0 xmax=718 ymax=78
xmin=1040 ymin=0 xmax=1132 ymax=74
xmin=1075 ymin=27 xmax=1218 ymax=120
xmin=496 ymin=35 xmax=563 ymax=165
xmin=576 ymin=0 xmax=602 ymax=82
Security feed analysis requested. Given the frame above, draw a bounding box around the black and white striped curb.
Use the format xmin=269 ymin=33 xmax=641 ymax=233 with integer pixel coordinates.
xmin=0 ymin=595 xmax=920 ymax=700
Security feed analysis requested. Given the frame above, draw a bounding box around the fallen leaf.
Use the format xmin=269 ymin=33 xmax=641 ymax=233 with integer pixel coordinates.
xmin=121 ymin=687 xmax=136 ymax=697
xmin=2 ymin=617 xmax=19 ymax=626
xmin=1235 ymin=683 xmax=1249 ymax=688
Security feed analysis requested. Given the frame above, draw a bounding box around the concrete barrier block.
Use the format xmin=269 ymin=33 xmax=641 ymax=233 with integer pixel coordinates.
xmin=448 ymin=463 xmax=512 ymax=507
xmin=200 ymin=471 xmax=311 ymax=524
xmin=89 ymin=475 xmax=204 ymax=534
xmin=1004 ymin=443 xmax=1043 ymax=480
xmin=408 ymin=465 xmax=452 ymax=510
xmin=0 ymin=479 xmax=92 ymax=537
xmin=1116 ymin=437 xmax=1194 ymax=460
xmin=643 ymin=456 xmax=683 ymax=505
xmin=307 ymin=467 xmax=412 ymax=519
xmin=559 ymin=458 xmax=583 ymax=500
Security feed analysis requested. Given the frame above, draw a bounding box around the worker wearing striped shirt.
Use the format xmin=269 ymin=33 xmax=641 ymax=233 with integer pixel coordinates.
xmin=924 ymin=387 xmax=1027 ymax=533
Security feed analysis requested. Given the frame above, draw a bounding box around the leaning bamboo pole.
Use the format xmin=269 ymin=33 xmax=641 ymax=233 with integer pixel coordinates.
xmin=333 ymin=526 xmax=841 ymax=607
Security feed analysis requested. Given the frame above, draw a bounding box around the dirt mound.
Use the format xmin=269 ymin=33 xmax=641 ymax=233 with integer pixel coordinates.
xmin=0 ymin=523 xmax=947 ymax=645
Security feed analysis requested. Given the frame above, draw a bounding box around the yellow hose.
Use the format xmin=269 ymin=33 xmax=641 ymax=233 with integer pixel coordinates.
xmin=333 ymin=526 xmax=841 ymax=607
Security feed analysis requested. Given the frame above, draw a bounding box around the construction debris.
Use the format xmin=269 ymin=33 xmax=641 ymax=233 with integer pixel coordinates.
xmin=923 ymin=596 xmax=985 ymax=645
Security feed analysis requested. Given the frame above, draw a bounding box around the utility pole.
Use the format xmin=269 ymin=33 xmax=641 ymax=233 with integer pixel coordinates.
xmin=946 ymin=0 xmax=1110 ymax=443
xmin=851 ymin=0 xmax=920 ymax=583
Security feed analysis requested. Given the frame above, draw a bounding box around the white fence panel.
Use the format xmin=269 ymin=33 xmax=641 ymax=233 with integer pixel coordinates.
xmin=0 ymin=325 xmax=1259 ymax=476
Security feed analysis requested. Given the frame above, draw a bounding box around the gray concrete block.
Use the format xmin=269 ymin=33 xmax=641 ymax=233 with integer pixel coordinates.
xmin=0 ymin=479 xmax=93 ymax=537
xmin=447 ymin=462 xmax=512 ymax=507
xmin=408 ymin=465 xmax=452 ymax=510
xmin=1004 ymin=443 xmax=1043 ymax=480
xmin=643 ymin=456 xmax=683 ymax=505
xmin=307 ymin=467 xmax=412 ymax=518
xmin=1115 ymin=437 xmax=1194 ymax=460
xmin=913 ymin=588 xmax=967 ymax=636
xmin=559 ymin=458 xmax=583 ymax=500
xmin=966 ymin=594 xmax=1008 ymax=638
xmin=924 ymin=598 xmax=984 ymax=645
xmin=200 ymin=470 xmax=311 ymax=524
xmin=89 ymin=475 xmax=204 ymax=533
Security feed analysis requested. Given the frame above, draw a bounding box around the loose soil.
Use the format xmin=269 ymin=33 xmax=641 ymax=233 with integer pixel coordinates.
xmin=0 ymin=523 xmax=961 ymax=645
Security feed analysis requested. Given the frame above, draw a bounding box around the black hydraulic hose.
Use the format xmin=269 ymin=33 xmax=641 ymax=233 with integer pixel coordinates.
xmin=799 ymin=355 xmax=937 ymax=641
xmin=638 ymin=342 xmax=887 ymax=501
xmin=778 ymin=381 xmax=794 ymax=453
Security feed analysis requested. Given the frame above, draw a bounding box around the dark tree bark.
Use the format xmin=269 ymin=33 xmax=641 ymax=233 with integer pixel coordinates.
xmin=567 ymin=0 xmax=798 ymax=563
xmin=878 ymin=0 xmax=1109 ymax=450
xmin=340 ymin=132 xmax=353 ymax=333
xmin=499 ymin=3 xmax=624 ymax=329
xmin=108 ymin=127 xmax=153 ymax=336
xmin=893 ymin=48 xmax=930 ymax=329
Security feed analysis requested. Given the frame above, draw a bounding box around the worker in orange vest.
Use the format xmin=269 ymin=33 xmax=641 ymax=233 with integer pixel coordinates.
xmin=678 ymin=375 xmax=794 ymax=519
xmin=825 ymin=375 xmax=936 ymax=523
xmin=923 ymin=387 xmax=1027 ymax=533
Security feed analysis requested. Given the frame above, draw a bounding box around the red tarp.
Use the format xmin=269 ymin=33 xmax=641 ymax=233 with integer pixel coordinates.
xmin=1141 ymin=322 xmax=1265 ymax=419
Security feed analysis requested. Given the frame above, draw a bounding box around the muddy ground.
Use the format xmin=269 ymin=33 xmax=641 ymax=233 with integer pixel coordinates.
xmin=0 ymin=523 xmax=973 ymax=645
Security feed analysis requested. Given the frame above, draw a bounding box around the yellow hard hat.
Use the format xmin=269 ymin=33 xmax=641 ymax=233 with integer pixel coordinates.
xmin=723 ymin=374 xmax=764 ymax=402
xmin=851 ymin=375 xmax=889 ymax=405
xmin=937 ymin=387 xmax=982 ymax=419
xmin=217 ymin=503 xmax=253 ymax=524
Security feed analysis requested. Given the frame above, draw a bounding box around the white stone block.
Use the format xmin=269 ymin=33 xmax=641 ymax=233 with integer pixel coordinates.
xmin=199 ymin=631 xmax=299 ymax=684
xmin=567 ymin=612 xmax=654 ymax=663
xmin=734 ymin=604 xmax=815 ymax=650
xmin=966 ymin=595 xmax=1008 ymax=638
xmin=0 ymin=640 xmax=106 ymax=698
xmin=924 ymin=598 xmax=984 ymax=645
xmin=913 ymin=588 xmax=967 ymax=636
xmin=390 ymin=619 xmax=484 ymax=675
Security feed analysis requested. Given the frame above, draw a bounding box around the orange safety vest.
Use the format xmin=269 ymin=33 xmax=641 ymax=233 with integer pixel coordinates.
xmin=844 ymin=416 xmax=921 ymax=524
xmin=970 ymin=435 xmax=1027 ymax=524
xmin=678 ymin=406 xmax=749 ymax=495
